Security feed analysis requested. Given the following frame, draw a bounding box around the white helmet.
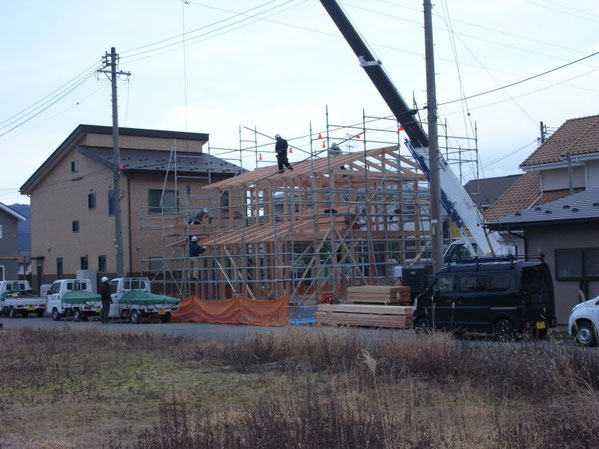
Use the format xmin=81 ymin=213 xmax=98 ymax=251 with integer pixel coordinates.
xmin=191 ymin=236 xmax=197 ymax=242
xmin=101 ymin=276 xmax=109 ymax=283
xmin=203 ymin=208 xmax=209 ymax=213
xmin=275 ymin=133 xmax=281 ymax=139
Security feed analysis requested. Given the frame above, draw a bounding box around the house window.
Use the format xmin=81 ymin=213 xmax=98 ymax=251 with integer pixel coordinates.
xmin=0 ymin=265 xmax=4 ymax=281
xmin=220 ymin=191 xmax=230 ymax=213
xmin=0 ymin=224 xmax=2 ymax=238
xmin=98 ymin=255 xmax=107 ymax=272
xmin=555 ymin=248 xmax=599 ymax=281
xmin=57 ymin=258 xmax=63 ymax=278
xmin=72 ymin=220 xmax=79 ymax=233
xmin=108 ymin=190 xmax=115 ymax=216
xmin=148 ymin=189 xmax=177 ymax=214
xmin=88 ymin=192 xmax=96 ymax=209
xmin=80 ymin=256 xmax=88 ymax=270
xmin=71 ymin=161 xmax=79 ymax=173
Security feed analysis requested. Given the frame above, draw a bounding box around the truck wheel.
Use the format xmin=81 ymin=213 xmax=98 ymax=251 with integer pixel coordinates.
xmin=493 ymin=318 xmax=514 ymax=341
xmin=52 ymin=308 xmax=61 ymax=321
xmin=160 ymin=313 xmax=171 ymax=324
xmin=8 ymin=308 xmax=17 ymax=319
xmin=414 ymin=317 xmax=430 ymax=333
xmin=37 ymin=310 xmax=45 ymax=318
xmin=575 ymin=321 xmax=597 ymax=347
xmin=130 ymin=310 xmax=141 ymax=324
xmin=73 ymin=309 xmax=82 ymax=322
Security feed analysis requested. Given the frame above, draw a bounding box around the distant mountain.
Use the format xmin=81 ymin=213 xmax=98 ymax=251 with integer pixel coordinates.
xmin=10 ymin=203 xmax=30 ymax=256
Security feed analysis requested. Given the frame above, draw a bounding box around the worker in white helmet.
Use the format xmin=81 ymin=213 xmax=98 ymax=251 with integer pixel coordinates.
xmin=189 ymin=207 xmax=210 ymax=225
xmin=189 ymin=236 xmax=206 ymax=280
xmin=274 ymin=133 xmax=293 ymax=174
xmin=99 ymin=276 xmax=112 ymax=324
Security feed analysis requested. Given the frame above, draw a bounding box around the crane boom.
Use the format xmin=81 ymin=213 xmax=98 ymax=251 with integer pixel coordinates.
xmin=320 ymin=0 xmax=510 ymax=256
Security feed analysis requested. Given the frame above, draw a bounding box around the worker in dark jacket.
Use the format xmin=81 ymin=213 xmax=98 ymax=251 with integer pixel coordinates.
xmin=189 ymin=236 xmax=206 ymax=280
xmin=99 ymin=276 xmax=112 ymax=324
xmin=274 ymin=133 xmax=293 ymax=173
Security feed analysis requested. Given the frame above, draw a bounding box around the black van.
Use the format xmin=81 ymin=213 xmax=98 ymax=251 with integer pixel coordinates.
xmin=412 ymin=257 xmax=556 ymax=338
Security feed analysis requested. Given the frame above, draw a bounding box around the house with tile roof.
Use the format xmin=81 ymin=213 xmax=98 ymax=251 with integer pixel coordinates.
xmin=485 ymin=114 xmax=599 ymax=221
xmin=486 ymin=114 xmax=599 ymax=323
xmin=0 ymin=202 xmax=27 ymax=280
xmin=20 ymin=125 xmax=244 ymax=290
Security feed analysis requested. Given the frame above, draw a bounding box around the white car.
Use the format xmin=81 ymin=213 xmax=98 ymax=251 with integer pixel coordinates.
xmin=568 ymin=295 xmax=599 ymax=347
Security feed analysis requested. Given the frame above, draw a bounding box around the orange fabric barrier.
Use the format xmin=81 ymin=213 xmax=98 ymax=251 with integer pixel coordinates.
xmin=172 ymin=295 xmax=289 ymax=326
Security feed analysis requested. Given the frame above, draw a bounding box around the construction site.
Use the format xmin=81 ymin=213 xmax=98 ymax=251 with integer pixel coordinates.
xmin=136 ymin=108 xmax=480 ymax=327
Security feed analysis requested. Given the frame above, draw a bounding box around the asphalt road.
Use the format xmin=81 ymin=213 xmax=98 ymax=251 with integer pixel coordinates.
xmin=0 ymin=314 xmax=403 ymax=342
xmin=0 ymin=314 xmax=575 ymax=347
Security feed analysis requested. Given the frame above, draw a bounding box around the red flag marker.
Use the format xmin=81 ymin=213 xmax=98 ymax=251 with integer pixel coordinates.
xmin=322 ymin=142 xmax=326 ymax=149
xmin=356 ymin=134 xmax=361 ymax=139
xmin=399 ymin=125 xmax=404 ymax=131
xmin=288 ymin=147 xmax=293 ymax=154
xmin=259 ymin=153 xmax=263 ymax=161
xmin=317 ymin=133 xmax=323 ymax=140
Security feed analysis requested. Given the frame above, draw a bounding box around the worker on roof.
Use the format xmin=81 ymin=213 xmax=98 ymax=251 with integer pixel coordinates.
xmin=328 ymin=141 xmax=342 ymax=156
xmin=274 ymin=133 xmax=293 ymax=174
xmin=189 ymin=207 xmax=209 ymax=225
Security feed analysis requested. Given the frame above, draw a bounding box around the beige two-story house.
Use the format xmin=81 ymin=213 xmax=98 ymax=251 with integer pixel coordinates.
xmin=20 ymin=124 xmax=243 ymax=289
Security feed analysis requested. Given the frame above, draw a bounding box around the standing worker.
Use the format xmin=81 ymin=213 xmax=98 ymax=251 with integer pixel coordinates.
xmin=99 ymin=276 xmax=112 ymax=324
xmin=274 ymin=133 xmax=293 ymax=174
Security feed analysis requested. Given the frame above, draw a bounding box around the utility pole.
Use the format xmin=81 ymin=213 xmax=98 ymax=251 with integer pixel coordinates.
xmin=540 ymin=121 xmax=547 ymax=143
xmin=424 ymin=0 xmax=443 ymax=272
xmin=99 ymin=47 xmax=131 ymax=277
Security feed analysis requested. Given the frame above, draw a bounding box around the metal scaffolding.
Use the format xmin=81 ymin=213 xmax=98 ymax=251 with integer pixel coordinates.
xmin=137 ymin=107 xmax=478 ymax=307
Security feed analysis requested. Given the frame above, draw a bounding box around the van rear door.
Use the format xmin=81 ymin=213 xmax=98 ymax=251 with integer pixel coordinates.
xmin=520 ymin=264 xmax=555 ymax=327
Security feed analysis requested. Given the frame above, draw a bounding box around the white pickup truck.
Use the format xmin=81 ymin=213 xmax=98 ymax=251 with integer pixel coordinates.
xmin=47 ymin=279 xmax=101 ymax=322
xmin=107 ymin=277 xmax=179 ymax=324
xmin=0 ymin=280 xmax=46 ymax=318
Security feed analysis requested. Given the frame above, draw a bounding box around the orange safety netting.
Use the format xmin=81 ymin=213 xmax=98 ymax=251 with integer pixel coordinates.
xmin=172 ymin=295 xmax=289 ymax=326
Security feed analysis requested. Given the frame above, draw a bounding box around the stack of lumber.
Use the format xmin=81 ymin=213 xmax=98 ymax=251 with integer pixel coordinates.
xmin=316 ymin=303 xmax=413 ymax=328
xmin=316 ymin=285 xmax=413 ymax=328
xmin=346 ymin=285 xmax=411 ymax=305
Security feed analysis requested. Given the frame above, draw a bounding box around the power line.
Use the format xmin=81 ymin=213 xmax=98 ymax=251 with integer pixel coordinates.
xmin=121 ymin=0 xmax=300 ymax=61
xmin=439 ymin=50 xmax=599 ymax=106
xmin=0 ymin=61 xmax=102 ymax=131
xmin=0 ymin=70 xmax=99 ymax=138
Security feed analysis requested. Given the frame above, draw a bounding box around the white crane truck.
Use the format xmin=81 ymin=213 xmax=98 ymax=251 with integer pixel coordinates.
xmin=47 ymin=279 xmax=101 ymax=322
xmin=107 ymin=277 xmax=179 ymax=324
xmin=320 ymin=0 xmax=513 ymax=260
xmin=0 ymin=280 xmax=46 ymax=318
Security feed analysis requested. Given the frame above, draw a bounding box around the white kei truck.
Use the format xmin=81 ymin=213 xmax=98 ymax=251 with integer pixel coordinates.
xmin=107 ymin=277 xmax=179 ymax=324
xmin=0 ymin=280 xmax=46 ymax=318
xmin=47 ymin=279 xmax=101 ymax=322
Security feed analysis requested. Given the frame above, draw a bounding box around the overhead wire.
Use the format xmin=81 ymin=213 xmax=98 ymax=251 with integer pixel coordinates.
xmin=439 ymin=50 xmax=599 ymax=106
xmin=121 ymin=0 xmax=301 ymax=61
xmin=0 ymin=69 xmax=100 ymax=138
xmin=0 ymin=59 xmax=102 ymax=129
xmin=523 ymin=0 xmax=599 ymax=24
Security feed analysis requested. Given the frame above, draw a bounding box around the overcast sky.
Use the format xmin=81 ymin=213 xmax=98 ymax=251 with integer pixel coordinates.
xmin=2 ymin=0 xmax=599 ymax=204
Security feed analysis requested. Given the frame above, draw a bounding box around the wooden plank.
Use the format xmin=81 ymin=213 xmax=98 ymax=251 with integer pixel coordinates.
xmin=316 ymin=313 xmax=412 ymax=329
xmin=318 ymin=304 xmax=413 ymax=315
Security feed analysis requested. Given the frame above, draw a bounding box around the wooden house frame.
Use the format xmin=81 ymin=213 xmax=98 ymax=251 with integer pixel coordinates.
xmin=139 ymin=145 xmax=433 ymax=303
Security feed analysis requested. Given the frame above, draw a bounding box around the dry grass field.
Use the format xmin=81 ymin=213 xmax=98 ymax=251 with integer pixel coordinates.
xmin=1 ymin=327 xmax=598 ymax=448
